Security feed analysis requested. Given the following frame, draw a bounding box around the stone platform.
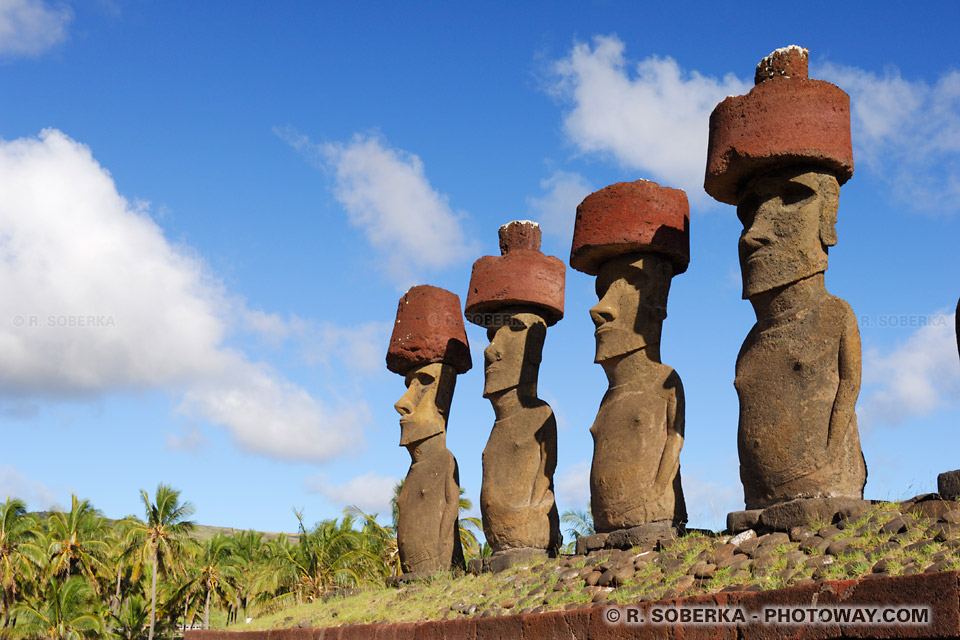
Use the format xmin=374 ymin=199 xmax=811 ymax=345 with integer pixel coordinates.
xmin=727 ymin=497 xmax=873 ymax=534
xmin=575 ymin=521 xmax=684 ymax=555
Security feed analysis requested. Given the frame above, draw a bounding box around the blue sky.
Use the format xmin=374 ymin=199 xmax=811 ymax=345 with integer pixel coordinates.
xmin=1 ymin=0 xmax=959 ymax=538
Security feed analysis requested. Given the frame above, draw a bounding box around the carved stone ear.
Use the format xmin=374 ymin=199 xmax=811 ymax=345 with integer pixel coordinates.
xmin=819 ymin=177 xmax=840 ymax=248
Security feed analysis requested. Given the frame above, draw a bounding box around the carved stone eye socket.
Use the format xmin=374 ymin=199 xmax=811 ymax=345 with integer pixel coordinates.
xmin=780 ymin=182 xmax=815 ymax=206
xmin=737 ymin=194 xmax=759 ymax=226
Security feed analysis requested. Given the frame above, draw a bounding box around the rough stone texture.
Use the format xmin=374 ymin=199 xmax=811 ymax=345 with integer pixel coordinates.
xmin=754 ymin=44 xmax=809 ymax=84
xmin=939 ymin=469 xmax=960 ymax=500
xmin=602 ymin=521 xmax=677 ymax=550
xmin=731 ymin=166 xmax=867 ymax=508
xmin=705 ymin=47 xmax=854 ymax=205
xmin=759 ymin=497 xmax=871 ymax=532
xmin=570 ymin=180 xmax=690 ymax=276
xmin=727 ymin=509 xmax=763 ymax=534
xmin=467 ymin=222 xmax=563 ymax=555
xmin=475 ymin=312 xmax=561 ymax=554
xmin=585 ymin=251 xmax=687 ymax=531
xmin=390 ymin=289 xmax=471 ymax=575
xmin=465 ymin=222 xmax=565 ymax=326
xmin=481 ymin=548 xmax=547 ymax=574
xmin=386 ymin=285 xmax=472 ymax=375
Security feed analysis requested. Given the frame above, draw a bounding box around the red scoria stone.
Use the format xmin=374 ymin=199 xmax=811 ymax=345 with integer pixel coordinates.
xmin=465 ymin=221 xmax=565 ymax=327
xmin=705 ymin=46 xmax=854 ymax=205
xmin=498 ymin=220 xmax=542 ymax=254
xmin=570 ymin=180 xmax=690 ymax=276
xmin=386 ymin=285 xmax=472 ymax=375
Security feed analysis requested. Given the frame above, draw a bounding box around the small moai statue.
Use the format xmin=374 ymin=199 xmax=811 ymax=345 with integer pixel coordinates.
xmin=571 ymin=180 xmax=690 ymax=535
xmin=465 ymin=221 xmax=564 ymax=562
xmin=386 ymin=285 xmax=471 ymax=575
xmin=705 ymin=46 xmax=867 ymax=515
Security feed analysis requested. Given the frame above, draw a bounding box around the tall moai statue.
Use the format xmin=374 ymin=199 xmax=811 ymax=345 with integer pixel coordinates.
xmin=705 ymin=46 xmax=867 ymax=512
xmin=386 ymin=285 xmax=471 ymax=574
xmin=465 ymin=220 xmax=564 ymax=560
xmin=571 ymin=180 xmax=690 ymax=534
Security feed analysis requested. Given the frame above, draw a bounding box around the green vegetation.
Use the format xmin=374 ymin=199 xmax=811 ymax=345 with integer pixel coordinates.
xmin=0 ymin=482 xmax=485 ymax=639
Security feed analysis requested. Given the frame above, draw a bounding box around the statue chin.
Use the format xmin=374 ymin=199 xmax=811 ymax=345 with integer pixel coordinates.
xmin=742 ymin=262 xmax=826 ymax=300
xmin=594 ymin=330 xmax=649 ymax=364
xmin=399 ymin=421 xmax=444 ymax=447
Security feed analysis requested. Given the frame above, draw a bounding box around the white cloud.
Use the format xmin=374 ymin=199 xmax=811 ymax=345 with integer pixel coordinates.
xmin=0 ymin=0 xmax=71 ymax=56
xmin=276 ymin=128 xmax=477 ymax=288
xmin=554 ymin=459 xmax=590 ymax=509
xmin=858 ymin=310 xmax=960 ymax=427
xmin=546 ymin=35 xmax=750 ymax=209
xmin=166 ymin=428 xmax=209 ymax=452
xmin=681 ymin=470 xmax=742 ymax=531
xmin=0 ymin=129 xmax=370 ymax=462
xmin=0 ymin=464 xmax=58 ymax=510
xmin=818 ymin=63 xmax=960 ymax=213
xmin=527 ymin=170 xmax=593 ymax=243
xmin=306 ymin=470 xmax=398 ymax=516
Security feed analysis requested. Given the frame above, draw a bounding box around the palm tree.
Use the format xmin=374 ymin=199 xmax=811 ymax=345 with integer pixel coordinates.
xmin=46 ymin=495 xmax=109 ymax=592
xmin=560 ymin=507 xmax=594 ymax=552
xmin=10 ymin=575 xmax=104 ymax=639
xmin=109 ymin=594 xmax=150 ymax=640
xmin=0 ymin=498 xmax=45 ymax=627
xmin=224 ymin=530 xmax=267 ymax=624
xmin=131 ymin=484 xmax=195 ymax=640
xmin=456 ymin=490 xmax=483 ymax=559
xmin=343 ymin=507 xmax=400 ymax=578
xmin=192 ymin=535 xmax=239 ymax=629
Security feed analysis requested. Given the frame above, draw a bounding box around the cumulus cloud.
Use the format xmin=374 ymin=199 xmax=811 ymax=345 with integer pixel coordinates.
xmin=0 ymin=129 xmax=369 ymax=462
xmin=0 ymin=464 xmax=58 ymax=509
xmin=306 ymin=470 xmax=398 ymax=516
xmin=526 ymin=170 xmax=592 ymax=243
xmin=546 ymin=35 xmax=750 ymax=208
xmin=554 ymin=459 xmax=590 ymax=509
xmin=858 ymin=310 xmax=960 ymax=427
xmin=0 ymin=0 xmax=71 ymax=56
xmin=818 ymin=63 xmax=960 ymax=213
xmin=276 ymin=128 xmax=477 ymax=288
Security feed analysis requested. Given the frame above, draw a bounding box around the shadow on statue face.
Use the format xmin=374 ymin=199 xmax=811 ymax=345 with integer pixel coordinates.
xmin=482 ymin=311 xmax=546 ymax=397
xmin=590 ymin=253 xmax=672 ymax=364
xmin=737 ymin=166 xmax=840 ymax=299
xmin=394 ymin=362 xmax=456 ymax=446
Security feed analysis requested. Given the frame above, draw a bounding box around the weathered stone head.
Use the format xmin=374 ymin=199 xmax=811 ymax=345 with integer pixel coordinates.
xmin=705 ymin=46 xmax=854 ymax=300
xmin=466 ymin=220 xmax=564 ymax=396
xmin=387 ymin=285 xmax=471 ymax=447
xmin=572 ymin=180 xmax=689 ymax=364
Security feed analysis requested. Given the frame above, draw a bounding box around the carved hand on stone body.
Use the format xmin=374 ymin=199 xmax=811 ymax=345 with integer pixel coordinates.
xmin=588 ymin=253 xmax=686 ymax=531
xmin=394 ymin=361 xmax=465 ymax=573
xmin=733 ymin=166 xmax=865 ymax=508
xmin=479 ymin=310 xmax=560 ymax=553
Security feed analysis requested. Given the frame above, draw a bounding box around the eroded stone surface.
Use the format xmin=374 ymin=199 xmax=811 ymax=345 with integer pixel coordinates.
xmin=478 ymin=311 xmax=561 ymax=554
xmin=389 ymin=286 xmax=470 ymax=575
xmin=571 ymin=182 xmax=690 ymax=533
xmin=707 ymin=49 xmax=867 ymax=511
xmin=586 ymin=252 xmax=687 ymax=531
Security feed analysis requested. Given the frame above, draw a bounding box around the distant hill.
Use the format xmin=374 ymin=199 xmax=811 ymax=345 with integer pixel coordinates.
xmin=31 ymin=512 xmax=300 ymax=543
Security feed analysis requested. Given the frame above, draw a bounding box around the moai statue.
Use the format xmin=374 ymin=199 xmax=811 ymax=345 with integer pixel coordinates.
xmin=705 ymin=46 xmax=867 ymax=514
xmin=571 ymin=180 xmax=690 ymax=535
xmin=465 ymin=221 xmax=564 ymax=561
xmin=386 ymin=285 xmax=471 ymax=575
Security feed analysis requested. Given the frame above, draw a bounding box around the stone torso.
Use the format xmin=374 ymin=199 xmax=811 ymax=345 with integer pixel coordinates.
xmin=480 ymin=401 xmax=559 ymax=551
xmin=397 ymin=448 xmax=463 ymax=574
xmin=735 ymin=294 xmax=864 ymax=506
xmin=590 ymin=364 xmax=685 ymax=531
